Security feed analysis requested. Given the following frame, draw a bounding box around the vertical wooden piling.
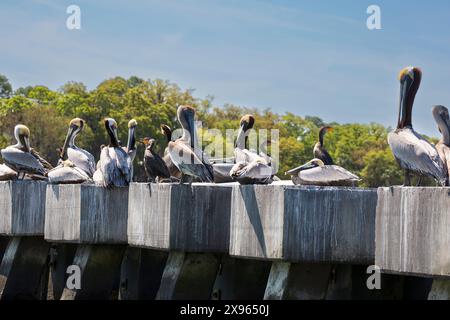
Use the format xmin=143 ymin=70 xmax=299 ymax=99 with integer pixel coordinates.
xmin=60 ymin=245 xmax=126 ymax=300
xmin=0 ymin=237 xmax=50 ymax=300
xmin=156 ymin=252 xmax=220 ymax=300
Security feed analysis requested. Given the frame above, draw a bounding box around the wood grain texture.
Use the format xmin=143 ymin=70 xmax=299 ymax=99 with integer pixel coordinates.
xmin=0 ymin=181 xmax=47 ymax=236
xmin=45 ymin=185 xmax=129 ymax=244
xmin=376 ymin=187 xmax=450 ymax=278
xmin=128 ymin=183 xmax=232 ymax=252
xmin=230 ymin=185 xmax=377 ymax=264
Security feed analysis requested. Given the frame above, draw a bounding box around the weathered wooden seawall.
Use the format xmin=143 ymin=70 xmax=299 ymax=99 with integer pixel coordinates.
xmin=0 ymin=181 xmax=449 ymax=300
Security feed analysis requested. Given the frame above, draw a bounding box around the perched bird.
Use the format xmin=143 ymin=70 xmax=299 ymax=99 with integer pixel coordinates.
xmin=230 ymin=159 xmax=274 ymax=185
xmin=160 ymin=124 xmax=181 ymax=179
xmin=140 ymin=137 xmax=171 ymax=183
xmin=314 ymin=127 xmax=334 ymax=165
xmin=59 ymin=118 xmax=96 ymax=177
xmin=48 ymin=160 xmax=91 ymax=184
xmin=388 ymin=67 xmax=447 ymax=186
xmin=286 ymin=158 xmax=360 ymax=187
xmin=432 ymin=105 xmax=450 ymax=179
xmin=1 ymin=124 xmax=51 ymax=179
xmin=230 ymin=114 xmax=275 ymax=184
xmin=168 ymin=105 xmax=214 ymax=183
xmin=124 ymin=119 xmax=138 ymax=162
xmin=94 ymin=118 xmax=133 ymax=188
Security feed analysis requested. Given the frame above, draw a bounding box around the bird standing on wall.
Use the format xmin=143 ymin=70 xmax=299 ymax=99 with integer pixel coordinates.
xmin=0 ymin=124 xmax=52 ymax=179
xmin=124 ymin=119 xmax=138 ymax=162
xmin=314 ymin=126 xmax=334 ymax=165
xmin=59 ymin=118 xmax=96 ymax=177
xmin=140 ymin=137 xmax=171 ymax=183
xmin=432 ymin=105 xmax=450 ymax=179
xmin=230 ymin=114 xmax=275 ymax=184
xmin=160 ymin=124 xmax=181 ymax=179
xmin=387 ymin=67 xmax=447 ymax=186
xmin=94 ymin=118 xmax=133 ymax=187
xmin=286 ymin=158 xmax=360 ymax=187
xmin=168 ymin=105 xmax=214 ymax=183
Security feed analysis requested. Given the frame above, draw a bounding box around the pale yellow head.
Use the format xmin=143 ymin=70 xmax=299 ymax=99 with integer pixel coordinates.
xmin=128 ymin=119 xmax=138 ymax=128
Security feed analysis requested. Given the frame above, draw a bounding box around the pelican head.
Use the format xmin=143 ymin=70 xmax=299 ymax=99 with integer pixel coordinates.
xmin=14 ymin=124 xmax=31 ymax=151
xmin=104 ymin=118 xmax=120 ymax=147
xmin=397 ymin=66 xmax=422 ymax=129
xmin=160 ymin=124 xmax=172 ymax=142
xmin=240 ymin=114 xmax=255 ymax=132
xmin=235 ymin=114 xmax=255 ymax=149
xmin=60 ymin=118 xmax=85 ymax=159
xmin=432 ymin=105 xmax=450 ymax=144
xmin=177 ymin=105 xmax=196 ymax=147
xmin=127 ymin=119 xmax=138 ymax=151
xmin=128 ymin=119 xmax=137 ymax=129
xmin=298 ymin=158 xmax=325 ymax=171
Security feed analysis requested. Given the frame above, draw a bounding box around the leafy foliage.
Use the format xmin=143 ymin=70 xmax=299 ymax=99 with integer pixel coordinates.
xmin=0 ymin=74 xmax=421 ymax=186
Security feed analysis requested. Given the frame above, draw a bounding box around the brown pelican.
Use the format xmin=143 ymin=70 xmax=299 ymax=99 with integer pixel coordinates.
xmin=94 ymin=118 xmax=133 ymax=188
xmin=140 ymin=137 xmax=170 ymax=182
xmin=286 ymin=159 xmax=360 ymax=187
xmin=59 ymin=118 xmax=96 ymax=177
xmin=160 ymin=124 xmax=181 ymax=179
xmin=0 ymin=124 xmax=51 ymax=179
xmin=432 ymin=105 xmax=450 ymax=178
xmin=167 ymin=105 xmax=214 ymax=182
xmin=388 ymin=67 xmax=447 ymax=186
xmin=230 ymin=159 xmax=274 ymax=185
xmin=124 ymin=119 xmax=138 ymax=162
xmin=314 ymin=127 xmax=334 ymax=165
xmin=0 ymin=164 xmax=17 ymax=181
xmin=48 ymin=160 xmax=91 ymax=184
xmin=230 ymin=114 xmax=276 ymax=184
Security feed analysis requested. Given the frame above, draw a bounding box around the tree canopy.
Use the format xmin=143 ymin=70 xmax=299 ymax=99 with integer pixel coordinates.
xmin=0 ymin=74 xmax=416 ymax=186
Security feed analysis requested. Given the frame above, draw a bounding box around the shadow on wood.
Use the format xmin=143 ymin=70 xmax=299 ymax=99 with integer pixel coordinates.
xmin=119 ymin=247 xmax=168 ymax=300
xmin=0 ymin=237 xmax=50 ymax=300
xmin=61 ymin=245 xmax=126 ymax=300
xmin=156 ymin=252 xmax=220 ymax=300
xmin=213 ymin=256 xmax=271 ymax=300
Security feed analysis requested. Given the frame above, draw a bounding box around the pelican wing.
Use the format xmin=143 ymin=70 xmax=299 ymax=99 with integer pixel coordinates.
xmin=388 ymin=129 xmax=447 ymax=185
xmin=68 ymin=147 xmax=96 ymax=177
xmin=212 ymin=163 xmax=235 ymax=183
xmin=48 ymin=165 xmax=91 ymax=184
xmin=168 ymin=141 xmax=214 ymax=182
xmin=296 ymin=165 xmax=360 ymax=186
xmin=30 ymin=148 xmax=53 ymax=170
xmin=1 ymin=147 xmax=46 ymax=175
xmin=100 ymin=147 xmax=132 ymax=188
xmin=230 ymin=160 xmax=273 ymax=185
xmin=436 ymin=143 xmax=450 ymax=178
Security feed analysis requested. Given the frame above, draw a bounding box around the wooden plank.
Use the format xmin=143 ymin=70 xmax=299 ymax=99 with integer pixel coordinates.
xmin=230 ymin=185 xmax=377 ymax=264
xmin=128 ymin=183 xmax=232 ymax=252
xmin=0 ymin=237 xmax=50 ymax=300
xmin=156 ymin=252 xmax=220 ymax=300
xmin=0 ymin=181 xmax=46 ymax=236
xmin=60 ymin=245 xmax=126 ymax=300
xmin=376 ymin=187 xmax=450 ymax=277
xmin=45 ymin=185 xmax=129 ymax=244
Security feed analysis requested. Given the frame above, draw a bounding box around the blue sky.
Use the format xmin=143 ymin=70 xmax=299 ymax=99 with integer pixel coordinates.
xmin=1 ymin=0 xmax=450 ymax=136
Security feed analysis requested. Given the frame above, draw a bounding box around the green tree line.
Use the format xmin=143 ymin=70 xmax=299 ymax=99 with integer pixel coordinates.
xmin=0 ymin=74 xmax=413 ymax=187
